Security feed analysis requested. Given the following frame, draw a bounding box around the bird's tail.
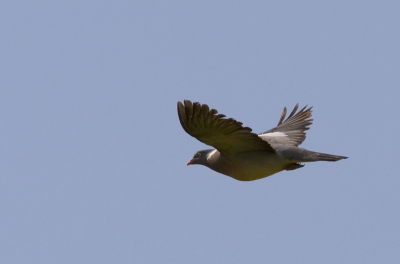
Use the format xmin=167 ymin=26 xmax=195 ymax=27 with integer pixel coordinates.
xmin=308 ymin=151 xmax=348 ymax=162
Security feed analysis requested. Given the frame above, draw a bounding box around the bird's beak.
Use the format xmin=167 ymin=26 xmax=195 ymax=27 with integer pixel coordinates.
xmin=186 ymin=159 xmax=194 ymax=166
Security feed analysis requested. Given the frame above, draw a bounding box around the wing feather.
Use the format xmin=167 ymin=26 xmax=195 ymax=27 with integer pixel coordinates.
xmin=178 ymin=100 xmax=276 ymax=155
xmin=260 ymin=104 xmax=313 ymax=146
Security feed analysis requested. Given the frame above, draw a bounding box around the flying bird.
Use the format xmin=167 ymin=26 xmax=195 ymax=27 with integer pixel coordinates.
xmin=177 ymin=100 xmax=347 ymax=181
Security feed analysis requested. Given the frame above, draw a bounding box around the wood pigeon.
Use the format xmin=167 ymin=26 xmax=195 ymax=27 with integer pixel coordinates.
xmin=177 ymin=100 xmax=347 ymax=181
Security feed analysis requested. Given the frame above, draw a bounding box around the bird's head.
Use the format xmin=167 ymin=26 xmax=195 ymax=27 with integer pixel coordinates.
xmin=186 ymin=149 xmax=215 ymax=166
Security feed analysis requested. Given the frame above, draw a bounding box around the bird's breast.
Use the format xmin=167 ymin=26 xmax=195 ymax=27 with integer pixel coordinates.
xmin=208 ymin=151 xmax=289 ymax=181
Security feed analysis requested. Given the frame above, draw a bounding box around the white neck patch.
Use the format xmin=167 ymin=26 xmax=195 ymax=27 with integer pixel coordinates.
xmin=206 ymin=150 xmax=217 ymax=160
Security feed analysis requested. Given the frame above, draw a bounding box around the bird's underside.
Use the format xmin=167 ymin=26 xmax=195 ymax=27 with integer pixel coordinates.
xmin=284 ymin=163 xmax=305 ymax=171
xmin=177 ymin=100 xmax=347 ymax=181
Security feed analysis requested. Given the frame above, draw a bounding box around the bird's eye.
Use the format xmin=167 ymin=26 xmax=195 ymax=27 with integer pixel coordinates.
xmin=195 ymin=152 xmax=201 ymax=158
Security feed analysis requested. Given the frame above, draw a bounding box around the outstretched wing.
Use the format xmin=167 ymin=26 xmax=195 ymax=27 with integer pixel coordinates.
xmin=259 ymin=104 xmax=313 ymax=146
xmin=178 ymin=100 xmax=276 ymax=156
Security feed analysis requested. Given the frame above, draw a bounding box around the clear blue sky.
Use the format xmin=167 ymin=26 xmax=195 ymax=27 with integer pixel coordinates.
xmin=1 ymin=1 xmax=399 ymax=263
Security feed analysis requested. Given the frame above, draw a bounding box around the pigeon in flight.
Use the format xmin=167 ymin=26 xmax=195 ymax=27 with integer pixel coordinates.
xmin=177 ymin=100 xmax=347 ymax=181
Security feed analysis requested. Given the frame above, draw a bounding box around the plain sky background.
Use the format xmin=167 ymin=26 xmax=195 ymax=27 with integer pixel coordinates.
xmin=1 ymin=1 xmax=399 ymax=263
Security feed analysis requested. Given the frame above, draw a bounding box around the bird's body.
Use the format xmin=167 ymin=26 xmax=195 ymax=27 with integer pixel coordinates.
xmin=205 ymin=149 xmax=287 ymax=181
xmin=177 ymin=100 xmax=347 ymax=181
